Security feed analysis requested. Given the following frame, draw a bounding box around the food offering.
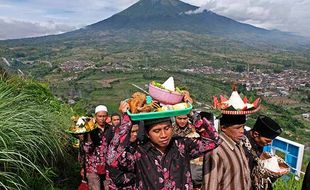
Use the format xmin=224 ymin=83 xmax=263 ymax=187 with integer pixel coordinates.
xmin=149 ymin=77 xmax=185 ymax=105
xmin=127 ymin=92 xmax=161 ymax=114
xmin=253 ymin=151 xmax=290 ymax=186
xmin=127 ymin=77 xmax=192 ymax=121
xmin=260 ymin=152 xmax=289 ymax=175
xmin=213 ymin=85 xmax=261 ymax=115
xmin=66 ymin=116 xmax=97 ymax=135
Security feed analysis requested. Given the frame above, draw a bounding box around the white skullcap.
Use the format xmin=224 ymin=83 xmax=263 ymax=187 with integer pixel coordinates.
xmin=95 ymin=105 xmax=108 ymax=114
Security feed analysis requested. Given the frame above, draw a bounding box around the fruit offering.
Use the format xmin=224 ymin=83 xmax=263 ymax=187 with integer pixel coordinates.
xmin=68 ymin=116 xmax=97 ymax=134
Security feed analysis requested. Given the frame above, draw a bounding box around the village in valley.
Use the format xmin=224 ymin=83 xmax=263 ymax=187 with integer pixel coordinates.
xmin=2 ymin=56 xmax=309 ymax=103
xmin=182 ymin=66 xmax=309 ymax=97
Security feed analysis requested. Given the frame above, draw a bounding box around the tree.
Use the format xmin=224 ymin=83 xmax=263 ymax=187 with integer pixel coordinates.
xmin=234 ymin=65 xmax=245 ymax=72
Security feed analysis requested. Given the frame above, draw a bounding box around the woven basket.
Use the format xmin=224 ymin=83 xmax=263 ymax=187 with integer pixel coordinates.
xmin=259 ymin=152 xmax=290 ymax=177
xmin=221 ymin=105 xmax=261 ymax=115
xmin=252 ymin=152 xmax=289 ymax=190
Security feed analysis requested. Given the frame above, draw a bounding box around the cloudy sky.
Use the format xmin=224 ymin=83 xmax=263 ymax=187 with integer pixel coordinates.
xmin=0 ymin=0 xmax=309 ymax=40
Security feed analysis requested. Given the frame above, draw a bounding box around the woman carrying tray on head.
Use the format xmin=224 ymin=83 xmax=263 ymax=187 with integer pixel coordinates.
xmin=106 ymin=93 xmax=221 ymax=189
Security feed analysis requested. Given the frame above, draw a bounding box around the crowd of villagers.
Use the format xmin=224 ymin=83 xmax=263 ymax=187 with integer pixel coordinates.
xmin=74 ymin=90 xmax=295 ymax=190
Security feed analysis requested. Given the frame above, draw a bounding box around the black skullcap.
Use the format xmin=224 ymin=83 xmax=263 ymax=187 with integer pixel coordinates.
xmin=143 ymin=117 xmax=172 ymax=131
xmin=253 ymin=115 xmax=282 ymax=139
xmin=220 ymin=114 xmax=246 ymax=126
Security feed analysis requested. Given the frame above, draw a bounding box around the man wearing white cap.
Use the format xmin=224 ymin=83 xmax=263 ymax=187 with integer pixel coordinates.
xmin=82 ymin=105 xmax=114 ymax=190
xmin=95 ymin=105 xmax=109 ymax=131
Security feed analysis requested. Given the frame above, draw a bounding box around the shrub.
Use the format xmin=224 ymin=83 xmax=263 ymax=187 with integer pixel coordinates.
xmin=0 ymin=76 xmax=76 ymax=189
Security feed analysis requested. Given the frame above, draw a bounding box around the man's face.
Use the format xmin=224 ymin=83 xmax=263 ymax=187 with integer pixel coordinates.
xmin=175 ymin=115 xmax=189 ymax=128
xmin=130 ymin=124 xmax=139 ymax=143
xmin=222 ymin=124 xmax=245 ymax=142
xmin=147 ymin=121 xmax=173 ymax=152
xmin=111 ymin=115 xmax=121 ymax=127
xmin=252 ymin=131 xmax=273 ymax=147
xmin=95 ymin=111 xmax=108 ymax=127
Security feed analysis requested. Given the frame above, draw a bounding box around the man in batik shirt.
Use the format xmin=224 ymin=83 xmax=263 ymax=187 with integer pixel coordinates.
xmin=81 ymin=105 xmax=114 ymax=190
xmin=107 ymin=101 xmax=221 ymax=189
xmin=108 ymin=121 xmax=140 ymax=189
xmin=173 ymin=114 xmax=205 ymax=189
xmin=244 ymin=115 xmax=282 ymax=190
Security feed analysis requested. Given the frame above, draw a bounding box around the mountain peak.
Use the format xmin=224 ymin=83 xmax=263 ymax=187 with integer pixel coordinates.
xmin=85 ymin=0 xmax=297 ymax=44
xmin=88 ymin=0 xmax=198 ymax=30
xmin=142 ymin=0 xmax=190 ymax=6
xmin=116 ymin=0 xmax=197 ymax=17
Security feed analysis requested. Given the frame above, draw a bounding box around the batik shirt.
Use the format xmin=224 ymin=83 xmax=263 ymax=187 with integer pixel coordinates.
xmin=243 ymin=131 xmax=275 ymax=190
xmin=173 ymin=122 xmax=203 ymax=187
xmin=172 ymin=122 xmax=195 ymax=137
xmin=105 ymin=141 xmax=137 ymax=190
xmin=81 ymin=123 xmax=113 ymax=174
xmin=244 ymin=130 xmax=264 ymax=171
xmin=107 ymin=116 xmax=221 ymax=190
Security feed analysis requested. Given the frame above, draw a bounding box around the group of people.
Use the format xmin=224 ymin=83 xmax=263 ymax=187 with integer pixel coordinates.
xmin=76 ymin=93 xmax=287 ymax=190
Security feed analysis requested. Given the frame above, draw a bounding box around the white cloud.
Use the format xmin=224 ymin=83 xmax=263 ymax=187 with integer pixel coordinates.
xmin=187 ymin=0 xmax=310 ymax=37
xmin=0 ymin=0 xmax=309 ymax=39
xmin=0 ymin=18 xmax=76 ymax=40
xmin=0 ymin=0 xmax=139 ymax=39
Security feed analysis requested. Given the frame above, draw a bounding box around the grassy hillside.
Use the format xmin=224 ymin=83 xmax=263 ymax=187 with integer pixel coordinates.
xmin=0 ymin=73 xmax=80 ymax=189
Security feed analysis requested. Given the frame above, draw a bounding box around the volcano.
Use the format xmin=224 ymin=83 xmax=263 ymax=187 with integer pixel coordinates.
xmin=85 ymin=0 xmax=268 ymax=36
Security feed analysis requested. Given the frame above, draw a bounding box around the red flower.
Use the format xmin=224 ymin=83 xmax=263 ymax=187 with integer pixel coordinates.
xmin=78 ymin=180 xmax=89 ymax=190
xmin=96 ymin=165 xmax=105 ymax=174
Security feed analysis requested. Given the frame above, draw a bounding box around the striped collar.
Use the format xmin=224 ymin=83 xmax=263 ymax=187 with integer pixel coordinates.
xmin=220 ymin=133 xmax=238 ymax=150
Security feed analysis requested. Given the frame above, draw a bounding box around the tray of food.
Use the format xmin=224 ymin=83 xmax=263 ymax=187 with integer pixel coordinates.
xmin=127 ymin=102 xmax=192 ymax=121
xmin=126 ymin=77 xmax=193 ymax=121
xmin=66 ymin=116 xmax=97 ymax=135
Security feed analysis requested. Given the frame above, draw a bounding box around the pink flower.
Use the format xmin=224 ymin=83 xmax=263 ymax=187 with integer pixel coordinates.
xmin=163 ymin=171 xmax=169 ymax=179
xmin=159 ymin=177 xmax=164 ymax=183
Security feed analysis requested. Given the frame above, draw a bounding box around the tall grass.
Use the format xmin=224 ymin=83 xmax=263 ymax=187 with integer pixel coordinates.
xmin=0 ymin=76 xmax=75 ymax=189
xmin=273 ymin=175 xmax=304 ymax=190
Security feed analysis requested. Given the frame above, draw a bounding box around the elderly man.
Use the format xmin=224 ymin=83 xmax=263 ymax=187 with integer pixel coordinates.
xmin=203 ymin=114 xmax=251 ymax=190
xmin=244 ymin=115 xmax=282 ymax=190
xmin=107 ymin=101 xmax=221 ymax=189
xmin=81 ymin=105 xmax=113 ymax=190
